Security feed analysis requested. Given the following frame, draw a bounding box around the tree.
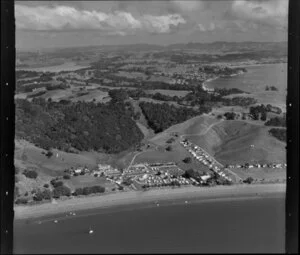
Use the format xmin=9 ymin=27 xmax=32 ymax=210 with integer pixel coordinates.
xmin=53 ymin=185 xmax=71 ymax=198
xmin=165 ymin=145 xmax=173 ymax=151
xmin=51 ymin=180 xmax=64 ymax=188
xmin=45 ymin=150 xmax=53 ymax=158
xmin=23 ymin=169 xmax=38 ymax=179
xmin=34 ymin=189 xmax=52 ymax=201
xmin=63 ymin=174 xmax=71 ymax=180
xmin=261 ymin=111 xmax=267 ymax=121
xmin=224 ymin=112 xmax=236 ymax=120
xmin=243 ymin=177 xmax=254 ymax=184
xmin=14 ymin=186 xmax=20 ymax=200
xmin=166 ymin=137 xmax=175 ymax=144
xmin=182 ymin=169 xmax=199 ymax=179
xmin=182 ymin=157 xmax=192 ymax=164
xmin=15 ymin=198 xmax=28 ymax=204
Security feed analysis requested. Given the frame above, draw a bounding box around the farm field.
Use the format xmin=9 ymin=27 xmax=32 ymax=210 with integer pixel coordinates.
xmin=145 ymin=89 xmax=190 ymax=97
xmin=133 ymin=145 xmax=190 ymax=165
xmin=63 ymin=175 xmax=116 ymax=191
xmin=70 ymin=90 xmax=109 ymax=103
xmin=14 ymin=140 xmax=106 ymax=173
xmin=229 ymin=167 xmax=286 ymax=183
xmin=224 ymin=91 xmax=286 ymax=112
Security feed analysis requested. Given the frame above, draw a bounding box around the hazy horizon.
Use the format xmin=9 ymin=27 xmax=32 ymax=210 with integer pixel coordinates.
xmin=16 ymin=1 xmax=288 ymax=50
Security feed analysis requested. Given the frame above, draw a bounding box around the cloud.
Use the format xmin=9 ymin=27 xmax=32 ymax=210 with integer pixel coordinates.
xmin=171 ymin=1 xmax=204 ymax=12
xmin=197 ymin=19 xmax=262 ymax=34
xmin=15 ymin=4 xmax=186 ymax=35
xmin=230 ymin=0 xmax=288 ymax=29
xmin=197 ymin=22 xmax=219 ymax=32
xmin=142 ymin=14 xmax=186 ymax=34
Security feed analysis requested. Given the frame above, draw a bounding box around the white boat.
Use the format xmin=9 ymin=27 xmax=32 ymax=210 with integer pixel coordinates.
xmin=89 ymin=227 xmax=94 ymax=234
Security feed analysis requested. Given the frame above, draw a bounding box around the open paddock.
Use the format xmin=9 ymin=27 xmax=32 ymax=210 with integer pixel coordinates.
xmin=115 ymin=71 xmax=147 ymax=80
xmin=64 ymin=175 xmax=115 ymax=191
xmin=133 ymin=147 xmax=190 ymax=165
xmin=70 ymin=90 xmax=109 ymax=103
xmin=224 ymin=92 xmax=286 ymax=112
xmin=138 ymin=97 xmax=181 ymax=107
xmin=229 ymin=167 xmax=286 ymax=183
xmin=145 ymin=89 xmax=190 ymax=98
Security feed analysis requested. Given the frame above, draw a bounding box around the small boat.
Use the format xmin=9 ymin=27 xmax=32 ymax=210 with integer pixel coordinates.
xmin=89 ymin=227 xmax=94 ymax=234
xmin=185 ymin=201 xmax=188 ymax=204
xmin=54 ymin=220 xmax=58 ymax=223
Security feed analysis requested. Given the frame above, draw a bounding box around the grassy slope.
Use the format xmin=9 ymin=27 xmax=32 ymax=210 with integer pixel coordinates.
xmin=187 ymin=120 xmax=286 ymax=164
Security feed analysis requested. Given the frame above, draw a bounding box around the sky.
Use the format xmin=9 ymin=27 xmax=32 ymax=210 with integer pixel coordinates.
xmin=15 ymin=0 xmax=288 ymax=50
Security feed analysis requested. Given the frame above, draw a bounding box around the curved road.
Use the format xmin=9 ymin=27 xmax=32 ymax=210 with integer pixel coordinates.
xmin=179 ymin=120 xmax=243 ymax=182
xmin=126 ymin=118 xmax=243 ymax=182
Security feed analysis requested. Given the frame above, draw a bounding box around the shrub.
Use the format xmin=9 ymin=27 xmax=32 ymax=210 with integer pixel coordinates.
xmin=74 ymin=188 xmax=83 ymax=196
xmin=34 ymin=189 xmax=52 ymax=201
xmin=14 ymin=186 xmax=20 ymax=200
xmin=243 ymin=177 xmax=254 ymax=184
xmin=53 ymin=185 xmax=71 ymax=198
xmin=15 ymin=198 xmax=28 ymax=204
xmin=45 ymin=150 xmax=53 ymax=158
xmin=166 ymin=138 xmax=175 ymax=144
xmin=122 ymin=178 xmax=133 ymax=186
xmin=52 ymin=180 xmax=64 ymax=188
xmin=165 ymin=145 xmax=172 ymax=151
xmin=15 ymin=167 xmax=20 ymax=175
xmin=23 ymin=169 xmax=38 ymax=179
xmin=268 ymin=128 xmax=286 ymax=142
xmin=182 ymin=157 xmax=192 ymax=164
xmin=74 ymin=186 xmax=105 ymax=196
xmin=33 ymin=189 xmax=52 ymax=201
xmin=63 ymin=174 xmax=71 ymax=180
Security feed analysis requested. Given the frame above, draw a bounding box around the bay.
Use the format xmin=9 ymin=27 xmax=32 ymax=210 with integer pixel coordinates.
xmin=14 ymin=195 xmax=285 ymax=254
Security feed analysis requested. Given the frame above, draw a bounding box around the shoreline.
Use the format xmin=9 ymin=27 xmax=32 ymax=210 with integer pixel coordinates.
xmin=228 ymin=62 xmax=287 ymax=68
xmin=14 ymin=183 xmax=285 ymax=220
xmin=202 ymin=62 xmax=286 ymax=92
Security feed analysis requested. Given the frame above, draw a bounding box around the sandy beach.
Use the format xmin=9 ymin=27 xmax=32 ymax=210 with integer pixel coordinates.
xmin=14 ymin=183 xmax=285 ymax=220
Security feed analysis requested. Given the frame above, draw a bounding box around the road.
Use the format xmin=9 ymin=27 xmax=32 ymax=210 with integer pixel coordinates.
xmin=126 ymin=118 xmax=243 ymax=182
xmin=179 ymin=119 xmax=243 ymax=182
xmin=126 ymin=151 xmax=144 ymax=171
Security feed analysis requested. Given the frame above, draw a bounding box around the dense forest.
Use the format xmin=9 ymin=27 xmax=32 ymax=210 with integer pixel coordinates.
xmin=15 ymin=98 xmax=143 ymax=153
xmin=139 ymin=102 xmax=204 ymax=133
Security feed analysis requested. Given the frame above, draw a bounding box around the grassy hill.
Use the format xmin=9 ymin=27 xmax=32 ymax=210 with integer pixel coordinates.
xmin=149 ymin=116 xmax=285 ymax=165
xmin=187 ymin=120 xmax=286 ymax=164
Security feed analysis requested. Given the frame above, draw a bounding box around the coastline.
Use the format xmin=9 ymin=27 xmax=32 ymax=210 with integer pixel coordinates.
xmin=14 ymin=183 xmax=285 ymax=220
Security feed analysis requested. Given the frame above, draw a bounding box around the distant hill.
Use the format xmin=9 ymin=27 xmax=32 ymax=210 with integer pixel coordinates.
xmin=17 ymin=41 xmax=287 ymax=55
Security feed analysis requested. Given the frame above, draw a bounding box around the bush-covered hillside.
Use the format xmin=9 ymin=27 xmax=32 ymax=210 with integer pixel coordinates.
xmin=139 ymin=102 xmax=203 ymax=133
xmin=15 ymin=98 xmax=143 ymax=153
xmin=268 ymin=128 xmax=286 ymax=142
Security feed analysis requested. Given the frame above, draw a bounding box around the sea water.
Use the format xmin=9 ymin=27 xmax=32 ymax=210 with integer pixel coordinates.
xmin=14 ymin=195 xmax=285 ymax=253
xmin=206 ymin=63 xmax=287 ymax=93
